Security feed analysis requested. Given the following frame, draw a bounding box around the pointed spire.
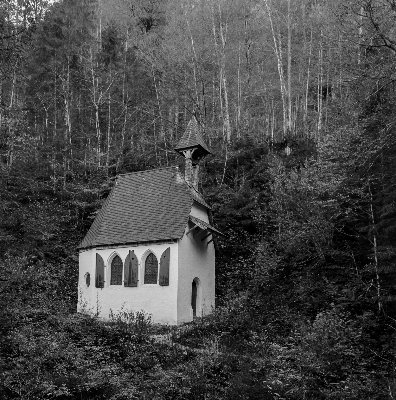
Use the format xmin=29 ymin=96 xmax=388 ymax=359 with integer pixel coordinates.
xmin=174 ymin=117 xmax=212 ymax=189
xmin=174 ymin=117 xmax=211 ymax=160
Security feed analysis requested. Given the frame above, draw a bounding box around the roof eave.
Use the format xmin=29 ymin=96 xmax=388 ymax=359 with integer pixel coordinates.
xmin=78 ymin=237 xmax=179 ymax=251
xmin=174 ymin=144 xmax=211 ymax=157
xmin=188 ymin=215 xmax=227 ymax=238
xmin=193 ymin=198 xmax=211 ymax=210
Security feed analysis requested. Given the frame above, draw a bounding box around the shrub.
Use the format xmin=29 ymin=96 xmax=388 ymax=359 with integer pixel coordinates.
xmin=266 ymin=308 xmax=386 ymax=399
xmin=174 ymin=294 xmax=269 ymax=353
xmin=108 ymin=308 xmax=153 ymax=342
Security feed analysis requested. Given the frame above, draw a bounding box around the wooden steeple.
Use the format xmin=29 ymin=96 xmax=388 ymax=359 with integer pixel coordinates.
xmin=174 ymin=117 xmax=211 ymax=188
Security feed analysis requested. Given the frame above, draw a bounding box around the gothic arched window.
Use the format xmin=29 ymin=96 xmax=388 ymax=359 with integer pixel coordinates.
xmin=144 ymin=253 xmax=158 ymax=284
xmin=85 ymin=273 xmax=90 ymax=287
xmin=110 ymin=255 xmax=123 ymax=285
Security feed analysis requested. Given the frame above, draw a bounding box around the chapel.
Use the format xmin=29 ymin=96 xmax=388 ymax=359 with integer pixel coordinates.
xmin=77 ymin=118 xmax=224 ymax=325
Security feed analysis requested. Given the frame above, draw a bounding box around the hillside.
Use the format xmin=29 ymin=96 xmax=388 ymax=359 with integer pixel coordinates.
xmin=1 ymin=0 xmax=396 ymax=398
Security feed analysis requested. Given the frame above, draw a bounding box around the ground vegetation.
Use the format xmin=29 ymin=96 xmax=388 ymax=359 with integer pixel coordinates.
xmin=1 ymin=0 xmax=396 ymax=398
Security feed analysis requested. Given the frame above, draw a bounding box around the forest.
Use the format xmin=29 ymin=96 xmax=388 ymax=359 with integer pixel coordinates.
xmin=1 ymin=0 xmax=396 ymax=398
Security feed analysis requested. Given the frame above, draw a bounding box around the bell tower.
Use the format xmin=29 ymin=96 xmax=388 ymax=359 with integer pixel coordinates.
xmin=174 ymin=117 xmax=211 ymax=189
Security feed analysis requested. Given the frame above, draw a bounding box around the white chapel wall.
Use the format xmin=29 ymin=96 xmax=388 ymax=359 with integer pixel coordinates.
xmin=78 ymin=242 xmax=179 ymax=325
xmin=189 ymin=203 xmax=210 ymax=223
xmin=177 ymin=219 xmax=216 ymax=324
xmin=78 ymin=249 xmax=95 ymax=311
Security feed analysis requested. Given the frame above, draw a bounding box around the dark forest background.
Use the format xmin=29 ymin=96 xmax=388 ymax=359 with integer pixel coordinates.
xmin=1 ymin=0 xmax=396 ymax=398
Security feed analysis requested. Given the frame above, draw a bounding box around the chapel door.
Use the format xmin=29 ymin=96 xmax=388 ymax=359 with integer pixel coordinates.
xmin=191 ymin=280 xmax=197 ymax=318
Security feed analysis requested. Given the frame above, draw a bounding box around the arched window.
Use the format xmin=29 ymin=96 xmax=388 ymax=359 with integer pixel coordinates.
xmin=191 ymin=277 xmax=201 ymax=319
xmin=95 ymin=254 xmax=105 ymax=288
xmin=85 ymin=273 xmax=90 ymax=287
xmin=144 ymin=253 xmax=158 ymax=284
xmin=110 ymin=255 xmax=123 ymax=285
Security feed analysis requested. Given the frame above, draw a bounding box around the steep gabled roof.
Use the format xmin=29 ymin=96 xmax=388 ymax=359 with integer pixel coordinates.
xmin=78 ymin=167 xmax=204 ymax=250
xmin=174 ymin=117 xmax=211 ymax=158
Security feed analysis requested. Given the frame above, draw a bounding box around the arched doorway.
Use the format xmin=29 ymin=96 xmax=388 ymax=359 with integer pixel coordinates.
xmin=191 ymin=277 xmax=201 ymax=318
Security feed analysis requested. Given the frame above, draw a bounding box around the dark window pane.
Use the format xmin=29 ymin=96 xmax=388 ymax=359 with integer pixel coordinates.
xmin=144 ymin=253 xmax=158 ymax=284
xmin=111 ymin=255 xmax=123 ymax=285
xmin=86 ymin=273 xmax=90 ymax=287
xmin=96 ymin=254 xmax=105 ymax=288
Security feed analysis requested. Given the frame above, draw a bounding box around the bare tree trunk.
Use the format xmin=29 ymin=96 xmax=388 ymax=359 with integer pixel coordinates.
xmin=7 ymin=67 xmax=17 ymax=173
xmin=293 ymin=96 xmax=298 ymax=135
xmin=89 ymin=47 xmax=102 ymax=166
xmin=184 ymin=72 xmax=188 ymax=124
xmin=324 ymin=48 xmax=331 ymax=132
xmin=62 ymin=54 xmax=72 ymax=184
xmin=221 ymin=71 xmax=231 ymax=143
xmin=98 ymin=4 xmax=102 ymax=53
xmin=338 ymin=31 xmax=343 ymax=99
xmin=271 ymin=99 xmax=275 ymax=147
xmin=368 ymin=180 xmax=382 ymax=312
xmin=218 ymin=68 xmax=224 ymax=136
xmin=317 ymin=31 xmax=323 ymax=138
xmin=0 ymin=81 xmax=2 ymax=135
xmin=37 ymin=95 xmax=49 ymax=147
xmin=5 ymin=4 xmax=18 ymax=177
xmin=304 ymin=29 xmax=313 ymax=137
xmin=264 ymin=0 xmax=287 ymax=138
xmin=186 ymin=14 xmax=200 ymax=109
xmin=201 ymin=79 xmax=207 ymax=121
xmin=358 ymin=6 xmax=364 ymax=65
xmin=84 ymin=138 xmax=88 ymax=178
xmin=237 ymin=42 xmax=242 ymax=138
xmin=244 ymin=6 xmax=252 ymax=86
xmin=212 ymin=76 xmax=216 ymax=129
xmin=221 ymin=142 xmax=228 ymax=186
xmin=152 ymin=64 xmax=164 ymax=139
xmin=287 ymin=0 xmax=292 ymax=135
xmin=168 ymin=106 xmax=174 ymax=142
xmin=53 ymin=63 xmax=57 ymax=192
xmin=211 ymin=1 xmax=231 ymax=143
xmin=278 ymin=33 xmax=287 ymax=137
xmin=106 ymin=71 xmax=111 ymax=175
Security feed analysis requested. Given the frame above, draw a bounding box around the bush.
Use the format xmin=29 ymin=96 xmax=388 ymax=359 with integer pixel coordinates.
xmin=108 ymin=308 xmax=153 ymax=343
xmin=174 ymin=295 xmax=269 ymax=353
xmin=266 ymin=308 xmax=386 ymax=399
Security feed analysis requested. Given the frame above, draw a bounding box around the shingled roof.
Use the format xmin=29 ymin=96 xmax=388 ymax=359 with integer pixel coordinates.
xmin=174 ymin=117 xmax=211 ymax=158
xmin=78 ymin=167 xmax=212 ymax=250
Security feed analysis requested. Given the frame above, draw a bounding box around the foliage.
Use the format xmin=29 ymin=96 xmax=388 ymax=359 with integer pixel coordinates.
xmin=266 ymin=308 xmax=391 ymax=400
xmin=1 ymin=0 xmax=396 ymax=398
